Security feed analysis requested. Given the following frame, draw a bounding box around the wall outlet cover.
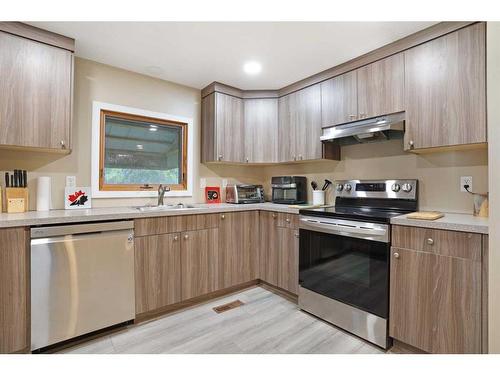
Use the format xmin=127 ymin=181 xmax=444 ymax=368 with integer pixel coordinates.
xmin=460 ymin=176 xmax=473 ymax=192
xmin=66 ymin=175 xmax=76 ymax=188
xmin=200 ymin=178 xmax=206 ymax=189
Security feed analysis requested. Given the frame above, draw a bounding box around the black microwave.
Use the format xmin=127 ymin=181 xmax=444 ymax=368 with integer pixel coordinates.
xmin=271 ymin=176 xmax=307 ymax=204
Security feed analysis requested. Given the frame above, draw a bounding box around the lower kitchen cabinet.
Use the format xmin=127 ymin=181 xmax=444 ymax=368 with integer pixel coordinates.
xmin=0 ymin=227 xmax=29 ymax=354
xmin=389 ymin=225 xmax=483 ymax=353
xmin=181 ymin=228 xmax=219 ymax=300
xmin=260 ymin=211 xmax=299 ymax=295
xmin=277 ymin=227 xmax=299 ymax=295
xmin=135 ymin=233 xmax=181 ymax=314
xmin=218 ymin=211 xmax=259 ymax=288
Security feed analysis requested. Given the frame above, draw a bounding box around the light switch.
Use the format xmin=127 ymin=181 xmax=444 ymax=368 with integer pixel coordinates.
xmin=66 ymin=176 xmax=76 ymax=187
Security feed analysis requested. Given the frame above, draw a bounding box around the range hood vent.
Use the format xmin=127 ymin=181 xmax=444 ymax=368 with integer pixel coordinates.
xmin=320 ymin=112 xmax=405 ymax=145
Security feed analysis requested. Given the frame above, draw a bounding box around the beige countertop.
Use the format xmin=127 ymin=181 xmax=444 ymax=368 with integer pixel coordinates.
xmin=391 ymin=212 xmax=488 ymax=234
xmin=0 ymin=202 xmax=301 ymax=228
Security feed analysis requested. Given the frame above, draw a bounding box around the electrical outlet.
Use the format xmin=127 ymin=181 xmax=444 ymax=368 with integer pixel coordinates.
xmin=460 ymin=176 xmax=472 ymax=192
xmin=66 ymin=175 xmax=76 ymax=188
xmin=199 ymin=178 xmax=206 ymax=189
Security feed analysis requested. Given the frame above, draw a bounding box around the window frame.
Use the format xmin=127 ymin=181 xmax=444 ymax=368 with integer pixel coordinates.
xmin=91 ymin=101 xmax=193 ymax=199
xmin=99 ymin=109 xmax=188 ymax=192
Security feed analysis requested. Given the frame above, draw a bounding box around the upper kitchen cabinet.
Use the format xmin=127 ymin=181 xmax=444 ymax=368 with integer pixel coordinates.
xmin=201 ymin=92 xmax=245 ymax=163
xmin=404 ymin=23 xmax=486 ymax=151
xmin=278 ymin=84 xmax=325 ymax=162
xmin=0 ymin=24 xmax=74 ymax=153
xmin=244 ymin=98 xmax=279 ymax=163
xmin=320 ymin=70 xmax=357 ymax=127
xmin=320 ymin=53 xmax=404 ymax=128
xmin=357 ymin=53 xmax=405 ymax=120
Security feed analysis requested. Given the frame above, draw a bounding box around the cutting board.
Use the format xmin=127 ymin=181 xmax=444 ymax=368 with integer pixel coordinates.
xmin=406 ymin=211 xmax=444 ymax=220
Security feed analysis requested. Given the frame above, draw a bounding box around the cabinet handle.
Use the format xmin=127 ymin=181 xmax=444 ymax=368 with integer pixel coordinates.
xmin=298 ymin=155 xmax=303 ymax=160
xmin=173 ymin=235 xmax=178 ymax=241
xmin=295 ymin=232 xmax=299 ymax=238
xmin=60 ymin=140 xmax=66 ymax=149
xmin=218 ymin=154 xmax=223 ymax=161
xmin=359 ymin=113 xmax=367 ymax=119
xmin=349 ymin=114 xmax=357 ymax=120
xmin=393 ymin=252 xmax=400 ymax=259
xmin=221 ymin=214 xmax=225 ymax=220
xmin=408 ymin=140 xmax=414 ymax=149
xmin=184 ymin=234 xmax=189 ymax=240
xmin=427 ymin=238 xmax=434 ymax=245
xmin=272 ymin=213 xmax=277 ymax=219
xmin=245 ymin=157 xmax=249 ymax=163
xmin=285 ymin=218 xmax=290 ymax=223
xmin=292 ymin=155 xmax=296 ymax=161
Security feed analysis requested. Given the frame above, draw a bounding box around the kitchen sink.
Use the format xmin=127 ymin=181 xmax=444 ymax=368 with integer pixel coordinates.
xmin=135 ymin=204 xmax=201 ymax=212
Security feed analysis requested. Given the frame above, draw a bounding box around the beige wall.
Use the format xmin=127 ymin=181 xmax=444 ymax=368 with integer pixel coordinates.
xmin=262 ymin=140 xmax=488 ymax=214
xmin=0 ymin=57 xmax=489 ymax=216
xmin=487 ymin=22 xmax=500 ymax=354
xmin=0 ymin=58 xmax=263 ymax=209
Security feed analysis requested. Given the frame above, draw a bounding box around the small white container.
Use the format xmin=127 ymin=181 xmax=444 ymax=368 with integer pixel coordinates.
xmin=312 ymin=190 xmax=325 ymax=206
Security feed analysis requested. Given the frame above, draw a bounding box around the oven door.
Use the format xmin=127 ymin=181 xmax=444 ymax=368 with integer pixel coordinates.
xmin=299 ymin=215 xmax=390 ymax=318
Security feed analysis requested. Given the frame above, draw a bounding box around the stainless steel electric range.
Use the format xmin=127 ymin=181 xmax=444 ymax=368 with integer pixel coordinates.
xmin=298 ymin=179 xmax=418 ymax=349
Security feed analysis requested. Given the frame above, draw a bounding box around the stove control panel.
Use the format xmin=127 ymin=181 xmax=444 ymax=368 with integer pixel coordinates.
xmin=334 ymin=179 xmax=418 ymax=200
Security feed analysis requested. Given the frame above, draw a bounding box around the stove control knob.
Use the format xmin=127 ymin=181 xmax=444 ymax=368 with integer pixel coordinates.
xmin=336 ymin=184 xmax=344 ymax=192
xmin=344 ymin=184 xmax=352 ymax=192
xmin=391 ymin=183 xmax=401 ymax=192
xmin=402 ymin=183 xmax=413 ymax=193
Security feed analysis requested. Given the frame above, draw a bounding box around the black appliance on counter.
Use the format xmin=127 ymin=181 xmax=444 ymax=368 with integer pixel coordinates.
xmin=298 ymin=179 xmax=418 ymax=349
xmin=271 ymin=176 xmax=307 ymax=204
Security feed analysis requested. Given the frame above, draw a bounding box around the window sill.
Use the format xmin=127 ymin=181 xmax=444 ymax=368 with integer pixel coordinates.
xmin=91 ymin=189 xmax=193 ymax=199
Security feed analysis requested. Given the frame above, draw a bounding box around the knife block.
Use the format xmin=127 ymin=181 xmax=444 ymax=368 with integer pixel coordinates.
xmin=6 ymin=187 xmax=29 ymax=213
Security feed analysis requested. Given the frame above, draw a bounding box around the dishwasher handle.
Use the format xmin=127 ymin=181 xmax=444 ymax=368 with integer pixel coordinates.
xmin=31 ymin=220 xmax=134 ymax=238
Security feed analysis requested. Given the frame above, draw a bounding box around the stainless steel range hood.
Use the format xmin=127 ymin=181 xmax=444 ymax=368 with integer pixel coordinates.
xmin=320 ymin=112 xmax=405 ymax=145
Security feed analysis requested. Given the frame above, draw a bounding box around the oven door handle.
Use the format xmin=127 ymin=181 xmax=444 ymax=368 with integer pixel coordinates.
xmin=299 ymin=217 xmax=389 ymax=242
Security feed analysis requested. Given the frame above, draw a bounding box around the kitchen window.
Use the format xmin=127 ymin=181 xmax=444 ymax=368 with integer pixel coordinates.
xmin=91 ymin=102 xmax=193 ymax=198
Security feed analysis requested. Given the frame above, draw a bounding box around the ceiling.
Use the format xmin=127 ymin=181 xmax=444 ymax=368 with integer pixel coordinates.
xmin=30 ymin=22 xmax=437 ymax=90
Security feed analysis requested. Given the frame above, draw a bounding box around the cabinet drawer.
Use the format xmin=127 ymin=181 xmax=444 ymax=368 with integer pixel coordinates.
xmin=276 ymin=212 xmax=298 ymax=228
xmin=392 ymin=225 xmax=481 ymax=261
xmin=134 ymin=214 xmax=219 ymax=236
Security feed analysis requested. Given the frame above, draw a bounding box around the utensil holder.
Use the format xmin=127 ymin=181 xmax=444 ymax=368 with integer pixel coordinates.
xmin=312 ymin=190 xmax=325 ymax=206
xmin=6 ymin=187 xmax=29 ymax=213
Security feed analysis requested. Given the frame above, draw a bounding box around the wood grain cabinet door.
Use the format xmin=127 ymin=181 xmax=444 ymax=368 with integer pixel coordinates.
xmin=215 ymin=93 xmax=244 ymax=162
xmin=0 ymin=32 xmax=72 ymax=151
xmin=218 ymin=212 xmax=259 ymax=288
xmin=259 ymin=211 xmax=279 ymax=286
xmin=181 ymin=228 xmax=219 ymax=300
xmin=278 ymin=93 xmax=297 ymax=162
xmin=320 ymin=70 xmax=358 ymax=127
xmin=0 ymin=227 xmax=29 ymax=354
xmin=244 ymin=98 xmax=279 ymax=163
xmin=404 ymin=23 xmax=486 ymax=151
xmin=277 ymin=228 xmax=299 ymax=295
xmin=201 ymin=93 xmax=216 ymax=162
xmin=389 ymin=247 xmax=482 ymax=353
xmin=357 ymin=53 xmax=404 ymax=119
xmin=294 ymin=84 xmax=322 ymax=161
xmin=134 ymin=233 xmax=181 ymax=314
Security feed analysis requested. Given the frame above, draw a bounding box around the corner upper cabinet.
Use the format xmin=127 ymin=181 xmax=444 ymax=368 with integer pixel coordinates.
xmin=320 ymin=70 xmax=357 ymax=127
xmin=244 ymin=98 xmax=279 ymax=163
xmin=201 ymin=92 xmax=244 ymax=163
xmin=357 ymin=53 xmax=405 ymax=120
xmin=404 ymin=23 xmax=486 ymax=151
xmin=0 ymin=27 xmax=74 ymax=152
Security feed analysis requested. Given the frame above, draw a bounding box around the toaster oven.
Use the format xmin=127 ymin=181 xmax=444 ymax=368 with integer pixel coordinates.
xmin=226 ymin=184 xmax=265 ymax=204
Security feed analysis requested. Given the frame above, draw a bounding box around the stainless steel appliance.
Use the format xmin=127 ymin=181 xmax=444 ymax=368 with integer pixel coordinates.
xmin=298 ymin=179 xmax=418 ymax=349
xmin=320 ymin=112 xmax=405 ymax=145
xmin=271 ymin=176 xmax=307 ymax=204
xmin=226 ymin=184 xmax=264 ymax=204
xmin=30 ymin=221 xmax=135 ymax=351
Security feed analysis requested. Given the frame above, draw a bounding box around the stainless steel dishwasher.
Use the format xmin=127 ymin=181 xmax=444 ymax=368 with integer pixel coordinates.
xmin=30 ymin=221 xmax=135 ymax=351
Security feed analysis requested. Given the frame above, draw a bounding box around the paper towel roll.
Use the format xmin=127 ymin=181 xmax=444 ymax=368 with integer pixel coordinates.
xmin=36 ymin=177 xmax=51 ymax=211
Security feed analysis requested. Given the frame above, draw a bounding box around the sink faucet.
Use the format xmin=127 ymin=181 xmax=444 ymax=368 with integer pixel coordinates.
xmin=157 ymin=184 xmax=170 ymax=206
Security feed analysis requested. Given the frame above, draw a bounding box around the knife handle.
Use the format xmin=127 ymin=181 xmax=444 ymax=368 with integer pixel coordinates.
xmin=5 ymin=172 xmax=9 ymax=188
xmin=23 ymin=170 xmax=27 ymax=188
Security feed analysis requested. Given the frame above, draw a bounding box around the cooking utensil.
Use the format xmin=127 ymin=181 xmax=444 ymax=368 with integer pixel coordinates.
xmin=311 ymin=181 xmax=318 ymax=191
xmin=5 ymin=172 xmax=9 ymax=187
xmin=23 ymin=170 xmax=27 ymax=188
xmin=322 ymin=179 xmax=332 ymax=191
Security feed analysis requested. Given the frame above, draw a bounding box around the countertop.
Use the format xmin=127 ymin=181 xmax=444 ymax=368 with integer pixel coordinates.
xmin=390 ymin=212 xmax=488 ymax=234
xmin=0 ymin=202 xmax=300 ymax=228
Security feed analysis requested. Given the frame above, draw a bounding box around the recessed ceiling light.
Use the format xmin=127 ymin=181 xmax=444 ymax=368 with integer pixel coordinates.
xmin=243 ymin=61 xmax=262 ymax=75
